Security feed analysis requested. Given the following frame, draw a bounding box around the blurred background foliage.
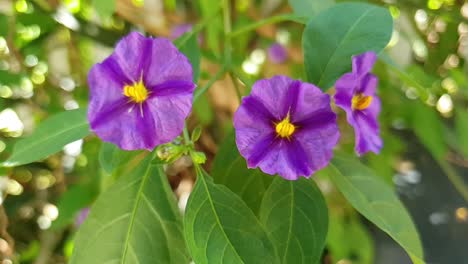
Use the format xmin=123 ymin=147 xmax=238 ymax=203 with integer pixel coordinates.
xmin=0 ymin=0 xmax=467 ymax=263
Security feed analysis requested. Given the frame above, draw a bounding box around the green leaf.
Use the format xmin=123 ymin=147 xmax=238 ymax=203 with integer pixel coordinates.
xmin=1 ymin=109 xmax=90 ymax=167
xmin=455 ymin=108 xmax=468 ymax=157
xmin=199 ymin=0 xmax=222 ymax=56
xmin=0 ymin=15 xmax=8 ymax=36
xmin=328 ymin=216 xmax=374 ymax=264
xmin=71 ymin=155 xmax=189 ymax=263
xmin=193 ymin=93 xmax=214 ymax=125
xmin=288 ymin=0 xmax=334 ymax=18
xmin=184 ymin=167 xmax=277 ymax=264
xmin=92 ymin=0 xmax=116 ymax=19
xmin=303 ymin=3 xmax=393 ymax=89
xmin=326 ymin=154 xmax=425 ymax=264
xmin=177 ymin=32 xmax=201 ymax=83
xmin=98 ymin=142 xmax=142 ymax=174
xmin=259 ymin=177 xmax=328 ymax=264
xmin=51 ymin=184 xmax=97 ymax=230
xmin=410 ymin=101 xmax=447 ymax=160
xmin=212 ymin=132 xmax=272 ymax=215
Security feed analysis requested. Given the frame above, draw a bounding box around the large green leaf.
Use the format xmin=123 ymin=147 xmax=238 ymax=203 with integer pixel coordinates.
xmin=177 ymin=32 xmax=201 ymax=83
xmin=51 ymin=184 xmax=97 ymax=230
xmin=455 ymin=108 xmax=468 ymax=157
xmin=328 ymin=215 xmax=374 ymax=264
xmin=70 ymin=155 xmax=189 ymax=264
xmin=98 ymin=142 xmax=142 ymax=174
xmin=1 ymin=109 xmax=90 ymax=167
xmin=326 ymin=154 xmax=425 ymax=264
xmin=199 ymin=0 xmax=222 ymax=56
xmin=303 ymin=3 xmax=393 ymax=89
xmin=259 ymin=177 xmax=328 ymax=264
xmin=410 ymin=101 xmax=446 ymax=160
xmin=212 ymin=132 xmax=272 ymax=215
xmin=288 ymin=0 xmax=334 ymax=18
xmin=184 ymin=167 xmax=277 ymax=264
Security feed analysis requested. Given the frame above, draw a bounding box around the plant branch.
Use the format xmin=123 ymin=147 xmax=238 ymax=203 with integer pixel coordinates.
xmin=229 ymin=14 xmax=304 ymax=37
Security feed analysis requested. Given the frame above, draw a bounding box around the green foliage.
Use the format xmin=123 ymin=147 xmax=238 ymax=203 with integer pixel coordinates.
xmin=184 ymin=167 xmax=277 ymax=264
xmin=1 ymin=109 xmax=90 ymax=167
xmin=71 ymin=155 xmax=189 ymax=263
xmin=92 ymin=0 xmax=116 ymax=19
xmin=303 ymin=3 xmax=393 ymax=89
xmin=288 ymin=0 xmax=334 ymax=18
xmin=326 ymin=154 xmax=425 ymax=264
xmin=455 ymin=108 xmax=468 ymax=157
xmin=410 ymin=101 xmax=447 ymax=160
xmin=51 ymin=184 xmax=97 ymax=230
xmin=328 ymin=216 xmax=374 ymax=264
xmin=98 ymin=142 xmax=142 ymax=174
xmin=259 ymin=177 xmax=328 ymax=264
xmin=177 ymin=33 xmax=201 ymax=83
xmin=212 ymin=132 xmax=272 ymax=215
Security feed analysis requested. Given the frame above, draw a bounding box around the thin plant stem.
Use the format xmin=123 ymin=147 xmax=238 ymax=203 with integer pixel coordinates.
xmin=229 ymin=72 xmax=243 ymax=103
xmin=183 ymin=122 xmax=191 ymax=145
xmin=194 ymin=66 xmax=227 ymax=101
xmin=229 ymin=14 xmax=304 ymax=37
xmin=176 ymin=5 xmax=223 ymax=49
xmin=223 ymin=0 xmax=233 ymax=67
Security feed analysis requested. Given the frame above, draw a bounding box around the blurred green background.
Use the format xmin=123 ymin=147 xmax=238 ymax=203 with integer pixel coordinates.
xmin=0 ymin=0 xmax=467 ymax=263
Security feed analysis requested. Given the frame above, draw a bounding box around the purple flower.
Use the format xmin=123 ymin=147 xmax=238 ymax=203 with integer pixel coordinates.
xmin=170 ymin=24 xmax=193 ymax=40
xmin=234 ymin=75 xmax=340 ymax=180
xmin=75 ymin=207 xmax=90 ymax=227
xmin=88 ymin=32 xmax=195 ymax=151
xmin=268 ymin=43 xmax=288 ymax=64
xmin=334 ymin=51 xmax=382 ymax=155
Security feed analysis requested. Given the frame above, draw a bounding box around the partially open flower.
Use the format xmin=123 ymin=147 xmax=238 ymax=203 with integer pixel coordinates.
xmin=234 ymin=75 xmax=340 ymax=180
xmin=334 ymin=51 xmax=382 ymax=155
xmin=88 ymin=32 xmax=195 ymax=151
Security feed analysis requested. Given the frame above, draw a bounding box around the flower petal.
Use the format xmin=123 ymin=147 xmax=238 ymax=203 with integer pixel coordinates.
xmin=91 ymin=104 xmax=155 ymax=151
xmin=113 ymin=31 xmax=152 ymax=82
xmin=144 ymin=92 xmax=193 ymax=145
xmin=352 ymin=51 xmax=377 ymax=76
xmin=294 ymin=117 xmax=340 ymax=173
xmin=144 ymin=38 xmax=193 ymax=88
xmin=249 ymin=137 xmax=320 ymax=180
xmin=354 ymin=114 xmax=382 ymax=155
xmin=291 ymin=82 xmax=333 ymax=124
xmin=358 ymin=73 xmax=378 ymax=95
xmin=334 ymin=72 xmax=356 ymax=112
xmin=250 ymin=76 xmax=295 ymax=120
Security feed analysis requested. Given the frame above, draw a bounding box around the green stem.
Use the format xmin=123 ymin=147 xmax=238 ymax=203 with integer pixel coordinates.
xmin=183 ymin=123 xmax=191 ymax=145
xmin=194 ymin=66 xmax=227 ymax=101
xmin=229 ymin=14 xmax=304 ymax=37
xmin=223 ymin=0 xmax=232 ymax=66
xmin=176 ymin=5 xmax=222 ymax=49
xmin=229 ymin=72 xmax=242 ymax=103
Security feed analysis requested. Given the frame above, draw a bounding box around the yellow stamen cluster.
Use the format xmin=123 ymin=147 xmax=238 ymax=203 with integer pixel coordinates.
xmin=275 ymin=115 xmax=296 ymax=139
xmin=123 ymin=79 xmax=148 ymax=103
xmin=352 ymin=93 xmax=372 ymax=110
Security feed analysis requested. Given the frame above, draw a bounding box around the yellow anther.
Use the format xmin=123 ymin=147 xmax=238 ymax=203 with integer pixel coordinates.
xmin=123 ymin=79 xmax=148 ymax=103
xmin=275 ymin=115 xmax=296 ymax=139
xmin=352 ymin=93 xmax=372 ymax=110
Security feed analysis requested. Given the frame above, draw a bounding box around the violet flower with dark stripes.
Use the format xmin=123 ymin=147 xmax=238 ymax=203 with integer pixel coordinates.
xmin=87 ymin=32 xmax=195 ymax=150
xmin=234 ymin=76 xmax=340 ymax=180
xmin=334 ymin=51 xmax=383 ymax=155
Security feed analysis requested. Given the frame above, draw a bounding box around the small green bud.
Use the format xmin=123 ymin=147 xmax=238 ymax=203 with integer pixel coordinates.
xmin=191 ymin=126 xmax=202 ymax=142
xmin=190 ymin=151 xmax=206 ymax=164
xmin=156 ymin=144 xmax=186 ymax=163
